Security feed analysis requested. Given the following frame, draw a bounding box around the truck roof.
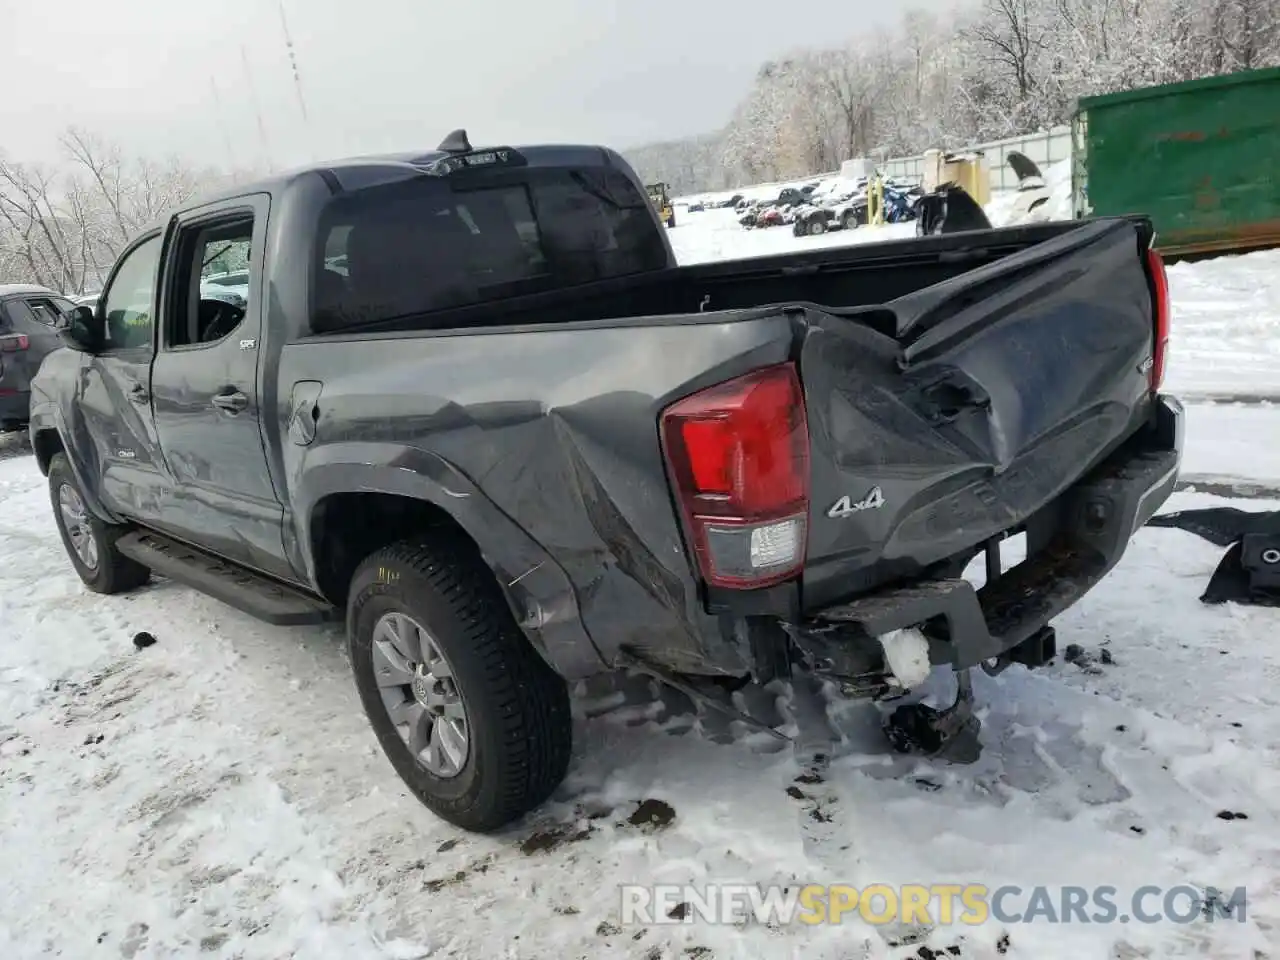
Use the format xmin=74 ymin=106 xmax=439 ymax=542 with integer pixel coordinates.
xmin=164 ymin=137 xmax=635 ymax=234
xmin=0 ymin=283 xmax=58 ymax=298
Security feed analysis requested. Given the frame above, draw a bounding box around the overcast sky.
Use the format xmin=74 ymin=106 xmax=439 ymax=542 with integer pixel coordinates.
xmin=4 ymin=0 xmax=955 ymax=170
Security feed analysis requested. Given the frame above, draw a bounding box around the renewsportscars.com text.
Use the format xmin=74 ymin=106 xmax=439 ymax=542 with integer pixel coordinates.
xmin=619 ymin=883 xmax=1248 ymax=927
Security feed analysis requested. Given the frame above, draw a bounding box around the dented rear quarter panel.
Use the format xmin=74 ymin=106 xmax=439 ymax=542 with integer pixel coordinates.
xmin=276 ymin=313 xmax=798 ymax=678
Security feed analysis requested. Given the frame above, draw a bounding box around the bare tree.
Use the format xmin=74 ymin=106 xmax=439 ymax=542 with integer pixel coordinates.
xmin=1 ymin=129 xmax=256 ymax=291
xmin=0 ymin=159 xmax=82 ymax=291
xmin=61 ymin=128 xmax=133 ymax=245
xmin=971 ymin=0 xmax=1047 ymax=101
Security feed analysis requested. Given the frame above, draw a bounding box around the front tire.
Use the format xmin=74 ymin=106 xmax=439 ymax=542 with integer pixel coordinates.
xmin=48 ymin=453 xmax=150 ymax=594
xmin=347 ymin=538 xmax=573 ymax=832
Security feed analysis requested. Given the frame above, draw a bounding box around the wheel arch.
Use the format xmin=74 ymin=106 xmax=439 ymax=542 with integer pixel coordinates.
xmin=297 ymin=450 xmax=606 ymax=680
xmin=32 ymin=425 xmax=63 ymax=476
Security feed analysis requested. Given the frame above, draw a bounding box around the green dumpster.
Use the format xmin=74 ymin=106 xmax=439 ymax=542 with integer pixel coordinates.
xmin=1073 ymin=66 xmax=1280 ymax=257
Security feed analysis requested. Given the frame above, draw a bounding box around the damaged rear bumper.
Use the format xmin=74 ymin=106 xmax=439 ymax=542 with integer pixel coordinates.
xmin=791 ymin=394 xmax=1184 ymax=681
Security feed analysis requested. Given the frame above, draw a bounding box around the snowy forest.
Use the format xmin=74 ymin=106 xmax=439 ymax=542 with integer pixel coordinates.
xmin=625 ymin=0 xmax=1280 ymax=193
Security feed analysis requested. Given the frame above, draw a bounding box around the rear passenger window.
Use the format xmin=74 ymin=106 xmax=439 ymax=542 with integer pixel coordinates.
xmin=311 ymin=166 xmax=667 ymax=334
xmin=3 ymin=299 xmax=39 ymax=328
xmin=25 ymin=298 xmax=68 ymax=326
xmin=532 ymin=169 xmax=667 ymax=285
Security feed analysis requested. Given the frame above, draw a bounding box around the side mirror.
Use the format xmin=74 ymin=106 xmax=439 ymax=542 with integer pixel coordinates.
xmin=59 ymin=304 xmax=103 ymax=353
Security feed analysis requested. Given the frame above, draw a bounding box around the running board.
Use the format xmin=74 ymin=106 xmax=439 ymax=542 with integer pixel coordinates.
xmin=115 ymin=530 xmax=339 ymax=626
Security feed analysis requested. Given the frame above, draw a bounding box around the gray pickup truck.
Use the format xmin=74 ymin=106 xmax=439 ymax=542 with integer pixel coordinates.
xmin=30 ymin=130 xmax=1182 ymax=832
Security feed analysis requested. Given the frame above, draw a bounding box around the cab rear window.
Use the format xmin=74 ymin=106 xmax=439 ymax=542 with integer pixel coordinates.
xmin=311 ymin=166 xmax=667 ymax=333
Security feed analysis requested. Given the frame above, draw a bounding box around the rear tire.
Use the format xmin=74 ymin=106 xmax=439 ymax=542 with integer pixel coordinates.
xmin=808 ymin=218 xmax=827 ymax=236
xmin=48 ymin=453 xmax=150 ymax=594
xmin=347 ymin=537 xmax=573 ymax=832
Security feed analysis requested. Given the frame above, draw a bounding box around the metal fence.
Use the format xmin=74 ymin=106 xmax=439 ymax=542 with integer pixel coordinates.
xmin=674 ymin=125 xmax=1075 ymax=202
xmin=880 ymin=126 xmax=1073 ymax=193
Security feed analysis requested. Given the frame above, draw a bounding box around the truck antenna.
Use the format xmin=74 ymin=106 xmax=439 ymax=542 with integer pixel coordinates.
xmin=438 ymin=129 xmax=472 ymax=153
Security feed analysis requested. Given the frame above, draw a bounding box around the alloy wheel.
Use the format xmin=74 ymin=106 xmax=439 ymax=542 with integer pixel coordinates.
xmin=371 ymin=611 xmax=470 ymax=778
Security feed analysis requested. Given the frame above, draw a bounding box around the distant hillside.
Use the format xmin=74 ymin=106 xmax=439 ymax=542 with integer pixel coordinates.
xmin=622 ymin=131 xmax=731 ymax=198
xmin=620 ymin=0 xmax=1278 ymax=196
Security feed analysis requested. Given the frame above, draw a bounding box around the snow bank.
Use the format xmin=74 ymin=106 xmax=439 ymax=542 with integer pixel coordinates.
xmin=668 ymin=207 xmax=916 ymax=265
xmin=1165 ymin=248 xmax=1280 ymax=399
xmin=984 ymin=159 xmax=1074 ymax=228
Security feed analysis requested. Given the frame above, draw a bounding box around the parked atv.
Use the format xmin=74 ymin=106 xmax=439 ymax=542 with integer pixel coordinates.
xmin=757 ymin=207 xmax=785 ymax=228
xmin=792 ymin=204 xmax=834 ymax=236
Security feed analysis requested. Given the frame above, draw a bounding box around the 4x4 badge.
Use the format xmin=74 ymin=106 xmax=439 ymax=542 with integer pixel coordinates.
xmin=828 ymin=487 xmax=886 ymax=518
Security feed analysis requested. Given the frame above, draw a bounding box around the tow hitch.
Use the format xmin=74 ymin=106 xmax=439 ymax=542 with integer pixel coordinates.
xmin=874 ymin=540 xmax=1012 ymax=758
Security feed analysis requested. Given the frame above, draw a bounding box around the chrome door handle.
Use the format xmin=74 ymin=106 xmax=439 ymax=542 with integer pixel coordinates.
xmin=211 ymin=390 xmax=248 ymax=414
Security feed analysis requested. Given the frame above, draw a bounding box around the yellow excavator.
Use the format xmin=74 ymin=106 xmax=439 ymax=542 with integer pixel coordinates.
xmin=646 ymin=182 xmax=675 ymax=228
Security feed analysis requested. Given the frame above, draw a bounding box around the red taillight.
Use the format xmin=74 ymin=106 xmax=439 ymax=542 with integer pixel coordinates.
xmin=660 ymin=362 xmax=809 ymax=589
xmin=1146 ymin=248 xmax=1170 ymax=390
xmin=0 ymin=333 xmax=29 ymax=352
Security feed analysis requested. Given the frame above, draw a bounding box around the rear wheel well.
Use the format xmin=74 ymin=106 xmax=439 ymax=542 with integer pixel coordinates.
xmin=32 ymin=429 xmax=63 ymax=476
xmin=310 ymin=492 xmax=484 ymax=606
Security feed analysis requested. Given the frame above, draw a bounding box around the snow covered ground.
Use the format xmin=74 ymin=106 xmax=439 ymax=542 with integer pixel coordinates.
xmin=669 ymin=206 xmax=920 ymax=265
xmin=3 ymin=215 xmax=1280 ymax=960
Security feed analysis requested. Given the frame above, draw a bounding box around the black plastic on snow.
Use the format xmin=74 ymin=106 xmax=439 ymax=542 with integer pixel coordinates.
xmin=1146 ymin=507 xmax=1280 ymax=607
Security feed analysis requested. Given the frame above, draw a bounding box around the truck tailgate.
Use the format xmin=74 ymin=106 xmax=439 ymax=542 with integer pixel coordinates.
xmin=799 ymin=219 xmax=1158 ymax=608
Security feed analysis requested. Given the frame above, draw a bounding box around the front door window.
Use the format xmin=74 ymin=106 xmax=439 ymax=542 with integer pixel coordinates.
xmin=102 ymin=236 xmax=162 ymax=352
